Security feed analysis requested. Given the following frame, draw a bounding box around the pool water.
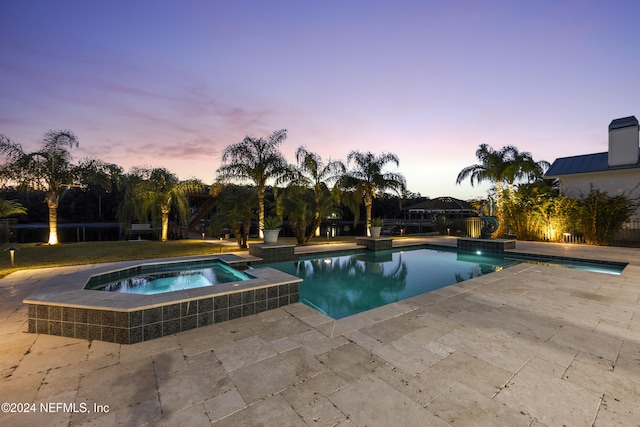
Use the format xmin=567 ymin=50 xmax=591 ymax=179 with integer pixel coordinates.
xmin=88 ymin=262 xmax=252 ymax=295
xmin=262 ymin=247 xmax=624 ymax=319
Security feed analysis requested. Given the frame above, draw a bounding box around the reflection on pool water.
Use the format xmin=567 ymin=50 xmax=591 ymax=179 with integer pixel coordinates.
xmin=262 ymin=247 xmax=624 ymax=319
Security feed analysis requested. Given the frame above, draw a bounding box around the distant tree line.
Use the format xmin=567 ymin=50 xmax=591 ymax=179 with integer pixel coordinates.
xmin=0 ymin=129 xmax=415 ymax=246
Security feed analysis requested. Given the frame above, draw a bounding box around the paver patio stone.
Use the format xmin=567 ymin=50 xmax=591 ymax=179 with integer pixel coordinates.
xmin=358 ymin=313 xmax=423 ymax=344
xmin=290 ymin=328 xmax=349 ymax=355
xmin=203 ymin=388 xmax=247 ymax=423
xmin=435 ymin=326 xmax=531 ymax=373
xmin=71 ymin=357 xmax=158 ymax=424
xmin=372 ymin=363 xmax=455 ymax=407
xmin=328 ymin=373 xmax=450 ymax=427
xmin=280 ymin=370 xmax=348 ymax=411
xmin=148 ymin=401 xmax=212 ymax=427
xmin=563 ymin=351 xmax=640 ymax=403
xmin=247 ymin=314 xmax=311 ymax=342
xmin=422 ymin=350 xmax=513 ymax=397
xmin=297 ymin=396 xmax=346 ymax=427
xmin=317 ymin=342 xmax=387 ymax=382
xmin=228 ymin=346 xmax=325 ymax=404
xmin=550 ymin=322 xmax=622 ymax=362
xmin=156 ymin=357 xmax=233 ymax=415
xmin=495 ymin=363 xmax=601 ymax=426
xmin=214 ymin=335 xmax=276 ymax=372
xmin=593 ymin=393 xmax=640 ymax=426
xmin=211 ymin=394 xmax=306 ymax=427
xmin=427 ymin=381 xmax=532 ymax=426
xmin=151 ymin=347 xmax=188 ymax=380
xmin=113 ymin=398 xmax=162 ymax=427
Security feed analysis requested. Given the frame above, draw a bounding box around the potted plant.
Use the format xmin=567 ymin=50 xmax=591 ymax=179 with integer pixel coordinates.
xmin=369 ymin=217 xmax=384 ymax=237
xmin=262 ymin=216 xmax=283 ymax=243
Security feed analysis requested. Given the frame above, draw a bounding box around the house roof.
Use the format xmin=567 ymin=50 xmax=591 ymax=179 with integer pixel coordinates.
xmin=404 ymin=196 xmax=474 ymax=213
xmin=544 ymin=152 xmax=640 ymax=178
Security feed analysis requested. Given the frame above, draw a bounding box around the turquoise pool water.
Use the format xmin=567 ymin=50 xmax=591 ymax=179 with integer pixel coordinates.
xmin=87 ymin=261 xmax=252 ymax=295
xmin=261 ymin=247 xmax=625 ymax=319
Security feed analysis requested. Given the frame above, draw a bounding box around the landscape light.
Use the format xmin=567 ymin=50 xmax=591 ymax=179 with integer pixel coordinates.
xmin=4 ymin=246 xmax=19 ymax=267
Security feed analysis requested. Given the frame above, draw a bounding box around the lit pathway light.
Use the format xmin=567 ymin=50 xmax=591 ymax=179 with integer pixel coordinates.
xmin=4 ymin=246 xmax=19 ymax=267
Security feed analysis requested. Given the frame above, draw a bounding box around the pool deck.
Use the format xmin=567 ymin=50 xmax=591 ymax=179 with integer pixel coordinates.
xmin=1 ymin=236 xmax=639 ymax=426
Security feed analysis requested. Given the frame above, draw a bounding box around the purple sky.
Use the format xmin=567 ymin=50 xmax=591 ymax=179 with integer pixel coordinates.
xmin=1 ymin=1 xmax=639 ymax=200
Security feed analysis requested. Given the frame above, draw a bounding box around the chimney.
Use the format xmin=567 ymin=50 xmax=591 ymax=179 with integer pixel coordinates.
xmin=608 ymin=116 xmax=639 ymax=167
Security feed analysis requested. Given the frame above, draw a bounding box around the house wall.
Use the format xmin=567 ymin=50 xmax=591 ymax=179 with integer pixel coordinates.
xmin=559 ymin=169 xmax=640 ymax=220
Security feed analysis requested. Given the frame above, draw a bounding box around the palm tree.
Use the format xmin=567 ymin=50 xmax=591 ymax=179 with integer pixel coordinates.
xmin=119 ymin=167 xmax=203 ymax=241
xmin=216 ymin=129 xmax=291 ymax=237
xmin=288 ymin=147 xmax=344 ymax=243
xmin=212 ymin=185 xmax=258 ymax=248
xmin=456 ymin=144 xmax=549 ymax=211
xmin=0 ymin=130 xmax=79 ymax=245
xmin=0 ymin=199 xmax=27 ymax=218
xmin=340 ymin=151 xmax=406 ymax=236
xmin=502 ymin=150 xmax=550 ymax=198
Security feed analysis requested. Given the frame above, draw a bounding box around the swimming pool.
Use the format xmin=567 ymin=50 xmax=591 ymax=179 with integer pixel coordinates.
xmin=261 ymin=246 xmax=625 ymax=319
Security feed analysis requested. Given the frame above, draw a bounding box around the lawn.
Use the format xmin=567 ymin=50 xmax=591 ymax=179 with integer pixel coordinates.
xmin=0 ymin=236 xmax=363 ymax=279
xmin=0 ymin=240 xmax=238 ymax=279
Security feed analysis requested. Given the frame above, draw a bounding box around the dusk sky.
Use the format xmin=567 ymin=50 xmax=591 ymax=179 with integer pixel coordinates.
xmin=2 ymin=1 xmax=639 ymax=200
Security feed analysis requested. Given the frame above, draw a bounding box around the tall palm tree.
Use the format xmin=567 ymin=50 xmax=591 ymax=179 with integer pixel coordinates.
xmin=456 ymin=144 xmax=549 ymax=208
xmin=0 ymin=130 xmax=79 ymax=245
xmin=216 ymin=129 xmax=291 ymax=237
xmin=340 ymin=151 xmax=406 ymax=236
xmin=289 ymin=147 xmax=344 ymax=243
xmin=119 ymin=167 xmax=203 ymax=241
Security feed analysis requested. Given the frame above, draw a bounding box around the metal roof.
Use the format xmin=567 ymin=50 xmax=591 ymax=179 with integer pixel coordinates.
xmin=544 ymin=152 xmax=640 ymax=177
xmin=404 ymin=196 xmax=474 ymax=212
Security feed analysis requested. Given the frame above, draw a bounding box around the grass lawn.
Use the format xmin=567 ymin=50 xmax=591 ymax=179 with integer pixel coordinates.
xmin=0 ymin=240 xmax=237 ymax=279
xmin=0 ymin=236 xmax=365 ymax=279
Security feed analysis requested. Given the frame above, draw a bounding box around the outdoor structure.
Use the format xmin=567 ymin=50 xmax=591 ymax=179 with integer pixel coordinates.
xmin=545 ymin=116 xmax=640 ymax=221
xmin=404 ymin=196 xmax=476 ymax=220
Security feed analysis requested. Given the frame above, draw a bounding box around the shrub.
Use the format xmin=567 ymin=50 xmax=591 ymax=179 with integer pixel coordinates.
xmin=574 ymin=186 xmax=639 ymax=245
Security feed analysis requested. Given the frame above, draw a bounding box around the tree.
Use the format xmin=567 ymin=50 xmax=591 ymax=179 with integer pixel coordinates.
xmin=501 ymin=180 xmax=575 ymax=241
xmin=456 ymin=144 xmax=549 ymax=235
xmin=0 ymin=199 xmax=27 ymax=218
xmin=216 ymin=129 xmax=291 ymax=237
xmin=119 ymin=167 xmax=203 ymax=241
xmin=212 ymin=185 xmax=257 ymax=248
xmin=0 ymin=130 xmax=79 ymax=245
xmin=287 ymin=147 xmax=344 ymax=244
xmin=74 ymin=158 xmax=124 ymax=220
xmin=456 ymin=144 xmax=516 ymax=209
xmin=574 ymin=186 xmax=639 ymax=245
xmin=340 ymin=151 xmax=406 ymax=236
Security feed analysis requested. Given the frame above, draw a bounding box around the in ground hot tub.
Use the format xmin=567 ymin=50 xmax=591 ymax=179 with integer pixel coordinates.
xmin=84 ymin=258 xmax=253 ymax=295
xmin=25 ymin=254 xmax=301 ymax=344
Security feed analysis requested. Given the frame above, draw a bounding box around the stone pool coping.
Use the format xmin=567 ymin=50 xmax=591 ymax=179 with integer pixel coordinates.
xmin=24 ymin=254 xmax=300 ymax=311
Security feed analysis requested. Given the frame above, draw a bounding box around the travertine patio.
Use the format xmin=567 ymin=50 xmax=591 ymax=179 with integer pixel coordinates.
xmin=1 ymin=237 xmax=639 ymax=426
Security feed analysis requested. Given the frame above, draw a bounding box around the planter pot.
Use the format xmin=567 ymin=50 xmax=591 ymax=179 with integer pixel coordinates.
xmin=263 ymin=229 xmax=281 ymax=243
xmin=370 ymin=226 xmax=382 ymax=238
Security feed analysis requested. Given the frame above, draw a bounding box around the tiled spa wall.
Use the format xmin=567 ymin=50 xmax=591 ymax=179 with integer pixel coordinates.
xmin=28 ymin=282 xmax=299 ymax=344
